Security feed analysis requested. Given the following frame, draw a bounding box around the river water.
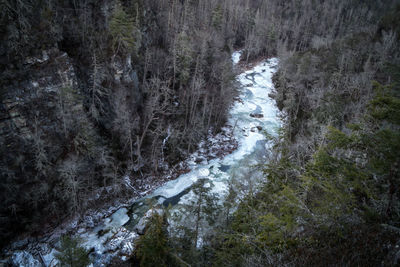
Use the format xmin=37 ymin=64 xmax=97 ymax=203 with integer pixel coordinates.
xmin=148 ymin=55 xmax=280 ymax=204
xmin=14 ymin=52 xmax=280 ymax=266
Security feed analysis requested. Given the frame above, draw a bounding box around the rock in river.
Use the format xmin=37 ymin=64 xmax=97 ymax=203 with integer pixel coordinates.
xmin=250 ymin=113 xmax=264 ymax=118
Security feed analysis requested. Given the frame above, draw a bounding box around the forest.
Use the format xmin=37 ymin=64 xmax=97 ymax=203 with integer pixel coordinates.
xmin=1 ymin=0 xmax=400 ymax=266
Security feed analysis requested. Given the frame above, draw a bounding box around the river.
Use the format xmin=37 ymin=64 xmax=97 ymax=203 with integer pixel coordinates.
xmin=11 ymin=52 xmax=280 ymax=266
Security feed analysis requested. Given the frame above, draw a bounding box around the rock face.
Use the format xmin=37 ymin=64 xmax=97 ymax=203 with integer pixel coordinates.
xmin=0 ymin=0 xmax=237 ymax=252
xmin=0 ymin=47 xmax=94 ymax=243
xmin=0 ymin=0 xmax=143 ymax=247
xmin=1 ymin=47 xmax=79 ymax=147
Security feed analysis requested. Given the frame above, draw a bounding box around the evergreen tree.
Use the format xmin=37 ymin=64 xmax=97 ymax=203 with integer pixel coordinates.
xmin=135 ymin=212 xmax=171 ymax=267
xmin=55 ymin=236 xmax=90 ymax=267
xmin=211 ymin=4 xmax=223 ymax=30
xmin=174 ymin=30 xmax=193 ymax=87
xmin=213 ymin=79 xmax=400 ymax=266
xmin=109 ymin=2 xmax=140 ymax=55
xmin=168 ymin=178 xmax=221 ymax=265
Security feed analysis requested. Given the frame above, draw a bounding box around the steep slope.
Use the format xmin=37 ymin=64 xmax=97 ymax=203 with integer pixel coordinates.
xmin=0 ymin=0 xmax=246 ymax=247
xmin=211 ymin=1 xmax=400 ymax=266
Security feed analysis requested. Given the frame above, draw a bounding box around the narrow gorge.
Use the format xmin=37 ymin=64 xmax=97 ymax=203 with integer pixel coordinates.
xmin=1 ymin=0 xmax=400 ymax=266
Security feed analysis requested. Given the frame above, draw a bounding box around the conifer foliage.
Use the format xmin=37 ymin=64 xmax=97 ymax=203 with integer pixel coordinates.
xmin=55 ymin=236 xmax=91 ymax=267
xmin=109 ymin=2 xmax=139 ymax=55
xmin=134 ymin=213 xmax=173 ymax=267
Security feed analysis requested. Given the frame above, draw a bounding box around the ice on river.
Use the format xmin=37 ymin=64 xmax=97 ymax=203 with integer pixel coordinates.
xmin=150 ymin=55 xmax=280 ymax=201
xmin=80 ymin=208 xmax=130 ymax=254
xmin=151 ymin=167 xmax=210 ymax=198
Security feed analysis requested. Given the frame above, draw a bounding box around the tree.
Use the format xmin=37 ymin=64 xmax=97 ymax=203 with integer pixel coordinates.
xmin=136 ymin=77 xmax=172 ymax=170
xmin=134 ymin=212 xmax=171 ymax=267
xmin=211 ymin=4 xmax=223 ymax=30
xmin=88 ymin=52 xmax=109 ymax=120
xmin=184 ymin=179 xmax=220 ymax=249
xmin=57 ymin=86 xmax=77 ymax=138
xmin=58 ymin=156 xmax=85 ymax=214
xmin=112 ymin=87 xmax=140 ymax=169
xmin=168 ymin=178 xmax=221 ymax=266
xmin=173 ymin=30 xmax=193 ymax=87
xmin=109 ymin=2 xmax=140 ymax=55
xmin=55 ymin=236 xmax=90 ymax=267
xmin=33 ymin=116 xmax=48 ymax=175
xmin=214 ymin=79 xmax=400 ymax=266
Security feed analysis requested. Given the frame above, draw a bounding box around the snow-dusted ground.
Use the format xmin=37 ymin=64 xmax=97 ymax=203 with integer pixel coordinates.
xmin=6 ymin=52 xmax=281 ymax=266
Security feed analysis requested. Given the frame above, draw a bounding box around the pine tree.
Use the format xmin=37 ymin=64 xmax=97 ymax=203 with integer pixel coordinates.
xmin=109 ymin=2 xmax=139 ymax=55
xmin=174 ymin=30 xmax=193 ymax=87
xmin=211 ymin=4 xmax=223 ymax=30
xmin=213 ymin=78 xmax=400 ymax=265
xmin=134 ymin=212 xmax=171 ymax=267
xmin=55 ymin=236 xmax=90 ymax=267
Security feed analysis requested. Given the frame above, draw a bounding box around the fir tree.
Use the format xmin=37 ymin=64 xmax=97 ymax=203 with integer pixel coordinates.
xmin=135 ymin=212 xmax=171 ymax=267
xmin=109 ymin=2 xmax=139 ymax=55
xmin=55 ymin=236 xmax=90 ymax=267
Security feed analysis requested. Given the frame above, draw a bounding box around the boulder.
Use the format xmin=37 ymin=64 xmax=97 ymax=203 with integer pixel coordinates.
xmin=250 ymin=113 xmax=264 ymax=118
xmin=134 ymin=208 xmax=164 ymax=235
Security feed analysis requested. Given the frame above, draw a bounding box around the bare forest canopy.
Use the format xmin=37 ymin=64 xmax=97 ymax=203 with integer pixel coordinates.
xmin=1 ymin=0 xmax=400 ymax=265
